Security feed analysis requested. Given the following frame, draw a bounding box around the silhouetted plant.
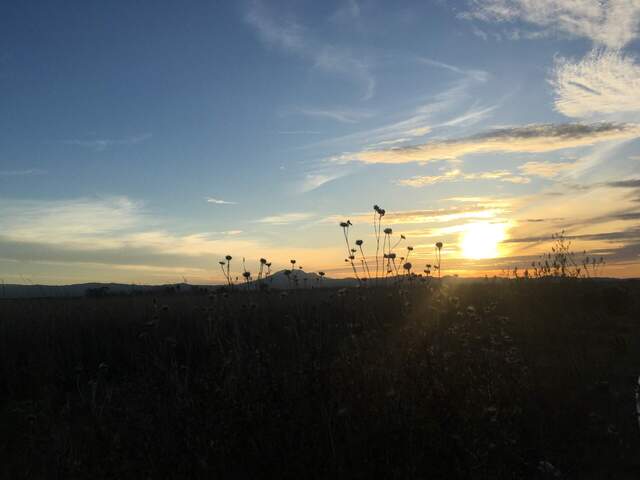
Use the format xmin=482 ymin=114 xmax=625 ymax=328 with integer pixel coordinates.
xmin=528 ymin=230 xmax=605 ymax=279
xmin=435 ymin=242 xmax=443 ymax=278
xmin=340 ymin=220 xmax=360 ymax=282
xmin=373 ymin=205 xmax=385 ymax=281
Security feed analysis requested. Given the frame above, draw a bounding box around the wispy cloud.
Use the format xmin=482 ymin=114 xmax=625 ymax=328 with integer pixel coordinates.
xmin=0 ymin=169 xmax=46 ymax=176
xmin=463 ymin=0 xmax=640 ymax=49
xmin=398 ymin=168 xmax=529 ymax=187
xmin=296 ymin=107 xmax=374 ymax=124
xmin=0 ymin=196 xmax=144 ymax=247
xmin=416 ymin=57 xmax=489 ymax=82
xmin=256 ymin=212 xmax=314 ymax=225
xmin=298 ymin=172 xmax=346 ymax=193
xmin=551 ymin=49 xmax=640 ymax=119
xmin=299 ymin=62 xmax=491 ymax=152
xmin=245 ymin=0 xmax=376 ymax=99
xmin=61 ymin=133 xmax=152 ymax=151
xmin=517 ymin=161 xmax=575 ymax=178
xmin=608 ymin=178 xmax=640 ymax=188
xmin=343 ymin=123 xmax=640 ymax=164
xmin=206 ymin=197 xmax=237 ymax=205
xmin=277 ymin=130 xmax=323 ymax=135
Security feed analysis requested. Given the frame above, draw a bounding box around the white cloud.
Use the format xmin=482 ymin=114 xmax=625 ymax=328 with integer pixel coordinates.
xmin=206 ymin=197 xmax=237 ymax=205
xmin=0 ymin=196 xmax=143 ymax=247
xmin=256 ymin=212 xmax=314 ymax=225
xmin=465 ymin=0 xmax=640 ymax=49
xmin=551 ymin=49 xmax=640 ymax=119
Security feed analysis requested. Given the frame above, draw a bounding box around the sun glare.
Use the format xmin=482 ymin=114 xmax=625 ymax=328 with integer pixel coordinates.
xmin=460 ymin=222 xmax=506 ymax=259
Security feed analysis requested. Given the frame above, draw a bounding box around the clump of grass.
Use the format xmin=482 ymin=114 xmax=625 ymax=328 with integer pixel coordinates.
xmin=516 ymin=230 xmax=605 ymax=279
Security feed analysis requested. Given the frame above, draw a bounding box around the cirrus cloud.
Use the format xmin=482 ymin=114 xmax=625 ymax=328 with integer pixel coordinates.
xmin=464 ymin=0 xmax=640 ymax=49
xmin=551 ymin=49 xmax=640 ymax=119
xmin=342 ymin=123 xmax=640 ymax=164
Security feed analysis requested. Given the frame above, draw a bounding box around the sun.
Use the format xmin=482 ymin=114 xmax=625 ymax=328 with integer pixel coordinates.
xmin=460 ymin=222 xmax=506 ymax=259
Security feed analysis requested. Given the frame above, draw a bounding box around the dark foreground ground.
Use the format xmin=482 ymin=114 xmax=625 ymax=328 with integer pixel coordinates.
xmin=1 ymin=279 xmax=639 ymax=479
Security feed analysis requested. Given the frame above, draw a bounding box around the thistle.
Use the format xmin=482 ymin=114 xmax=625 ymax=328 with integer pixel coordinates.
xmin=340 ymin=220 xmax=360 ymax=282
xmin=373 ymin=205 xmax=386 ymax=281
xmin=355 ymin=239 xmax=371 ymax=280
xmin=435 ymin=242 xmax=443 ymax=278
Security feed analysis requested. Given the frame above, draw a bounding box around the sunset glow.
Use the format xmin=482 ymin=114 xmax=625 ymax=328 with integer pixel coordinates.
xmin=459 ymin=222 xmax=507 ymax=260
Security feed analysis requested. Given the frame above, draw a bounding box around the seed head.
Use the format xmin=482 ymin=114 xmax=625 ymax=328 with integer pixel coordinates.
xmin=225 ymin=255 xmax=232 ymax=261
xmin=384 ymin=228 xmax=392 ymax=234
xmin=403 ymin=262 xmax=412 ymax=271
xmin=355 ymin=239 xmax=363 ymax=246
xmin=260 ymin=258 xmax=267 ymax=264
xmin=435 ymin=242 xmax=443 ymax=250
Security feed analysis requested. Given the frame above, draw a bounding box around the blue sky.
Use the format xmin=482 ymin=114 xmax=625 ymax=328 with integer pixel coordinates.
xmin=2 ymin=0 xmax=640 ymax=284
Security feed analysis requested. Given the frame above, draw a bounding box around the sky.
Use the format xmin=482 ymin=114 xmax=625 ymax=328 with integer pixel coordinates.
xmin=1 ymin=0 xmax=640 ymax=284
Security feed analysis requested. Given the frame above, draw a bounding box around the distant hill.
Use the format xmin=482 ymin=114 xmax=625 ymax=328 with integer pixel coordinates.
xmin=2 ymin=274 xmax=632 ymax=299
xmin=0 ymin=271 xmax=358 ymax=299
xmin=0 ymin=282 xmax=196 ymax=299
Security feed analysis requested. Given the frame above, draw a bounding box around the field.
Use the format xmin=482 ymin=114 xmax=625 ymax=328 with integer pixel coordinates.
xmin=1 ymin=279 xmax=639 ymax=479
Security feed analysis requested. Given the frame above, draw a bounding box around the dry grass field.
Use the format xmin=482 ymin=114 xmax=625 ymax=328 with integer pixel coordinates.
xmin=1 ymin=278 xmax=639 ymax=478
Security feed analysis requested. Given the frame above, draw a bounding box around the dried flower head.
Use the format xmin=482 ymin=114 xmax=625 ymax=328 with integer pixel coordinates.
xmin=384 ymin=228 xmax=392 ymax=234
xmin=225 ymin=255 xmax=232 ymax=261
xmin=355 ymin=239 xmax=363 ymax=246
